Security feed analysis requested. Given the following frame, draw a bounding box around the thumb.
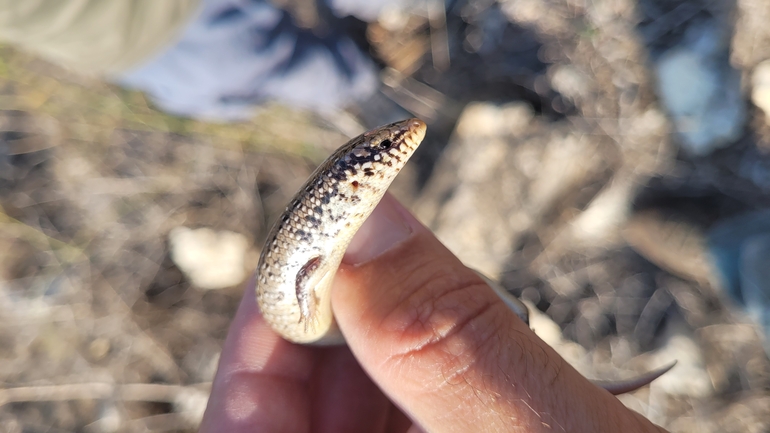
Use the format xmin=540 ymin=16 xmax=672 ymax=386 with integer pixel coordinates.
xmin=332 ymin=194 xmax=666 ymax=433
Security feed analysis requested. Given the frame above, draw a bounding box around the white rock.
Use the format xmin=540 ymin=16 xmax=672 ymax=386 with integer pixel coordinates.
xmin=174 ymin=387 xmax=211 ymax=426
xmin=569 ymin=176 xmax=635 ymax=244
xmin=454 ymin=101 xmax=533 ymax=138
xmin=649 ymin=318 xmax=712 ymax=397
xmin=550 ymin=65 xmax=591 ymax=102
xmin=168 ymin=227 xmax=249 ymax=290
xmin=751 ymin=60 xmax=770 ymax=124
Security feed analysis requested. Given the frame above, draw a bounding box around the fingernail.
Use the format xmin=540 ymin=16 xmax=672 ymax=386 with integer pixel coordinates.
xmin=343 ymin=194 xmax=417 ymax=265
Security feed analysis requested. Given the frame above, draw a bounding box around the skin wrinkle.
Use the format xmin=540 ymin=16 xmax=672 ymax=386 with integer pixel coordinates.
xmin=408 ymin=283 xmax=497 ymax=351
xmin=339 ymin=253 xmax=447 ymax=346
xmin=366 ymin=260 xmax=493 ymax=354
xmin=436 ymin=303 xmax=508 ymax=386
xmin=386 ymin=286 xmax=542 ymax=431
xmin=384 ymin=252 xmax=496 ymax=336
xmin=380 ymin=279 xmax=505 ymax=363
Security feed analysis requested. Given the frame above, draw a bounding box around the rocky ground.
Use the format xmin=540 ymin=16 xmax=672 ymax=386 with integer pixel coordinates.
xmin=2 ymin=0 xmax=770 ymax=431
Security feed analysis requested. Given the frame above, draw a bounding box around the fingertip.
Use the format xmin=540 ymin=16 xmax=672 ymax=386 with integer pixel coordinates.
xmin=201 ymin=276 xmax=314 ymax=430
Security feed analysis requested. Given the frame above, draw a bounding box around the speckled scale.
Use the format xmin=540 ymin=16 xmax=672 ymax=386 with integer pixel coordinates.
xmin=255 ymin=119 xmax=427 ymax=344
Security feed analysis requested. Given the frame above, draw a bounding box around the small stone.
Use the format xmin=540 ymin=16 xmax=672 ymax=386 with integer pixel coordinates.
xmin=169 ymin=227 xmax=249 ymax=290
xmin=550 ymin=65 xmax=591 ymax=103
xmin=88 ymin=337 xmax=111 ymax=361
xmin=174 ymin=387 xmax=210 ymax=426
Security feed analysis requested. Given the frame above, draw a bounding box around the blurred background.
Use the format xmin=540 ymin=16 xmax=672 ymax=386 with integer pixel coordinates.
xmin=2 ymin=0 xmax=770 ymax=431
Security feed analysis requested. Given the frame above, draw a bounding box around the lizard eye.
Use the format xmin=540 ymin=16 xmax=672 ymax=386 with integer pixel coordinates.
xmin=374 ymin=139 xmax=392 ymax=150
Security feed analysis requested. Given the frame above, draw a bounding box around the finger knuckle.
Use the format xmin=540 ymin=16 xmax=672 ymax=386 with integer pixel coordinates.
xmin=382 ymin=259 xmax=520 ymax=382
xmin=378 ymin=258 xmax=568 ymax=404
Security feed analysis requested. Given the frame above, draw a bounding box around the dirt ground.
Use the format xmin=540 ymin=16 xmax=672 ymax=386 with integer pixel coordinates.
xmin=3 ymin=0 xmax=770 ymax=431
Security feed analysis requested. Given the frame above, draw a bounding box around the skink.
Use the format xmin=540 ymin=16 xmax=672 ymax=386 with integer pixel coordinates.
xmin=255 ymin=118 xmax=674 ymax=394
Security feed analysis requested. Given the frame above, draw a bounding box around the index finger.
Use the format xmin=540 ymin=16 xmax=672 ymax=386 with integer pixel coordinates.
xmin=199 ymin=276 xmax=315 ymax=432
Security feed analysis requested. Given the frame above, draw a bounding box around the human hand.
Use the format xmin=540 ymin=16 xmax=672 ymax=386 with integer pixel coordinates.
xmin=199 ymin=194 xmax=668 ymax=432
